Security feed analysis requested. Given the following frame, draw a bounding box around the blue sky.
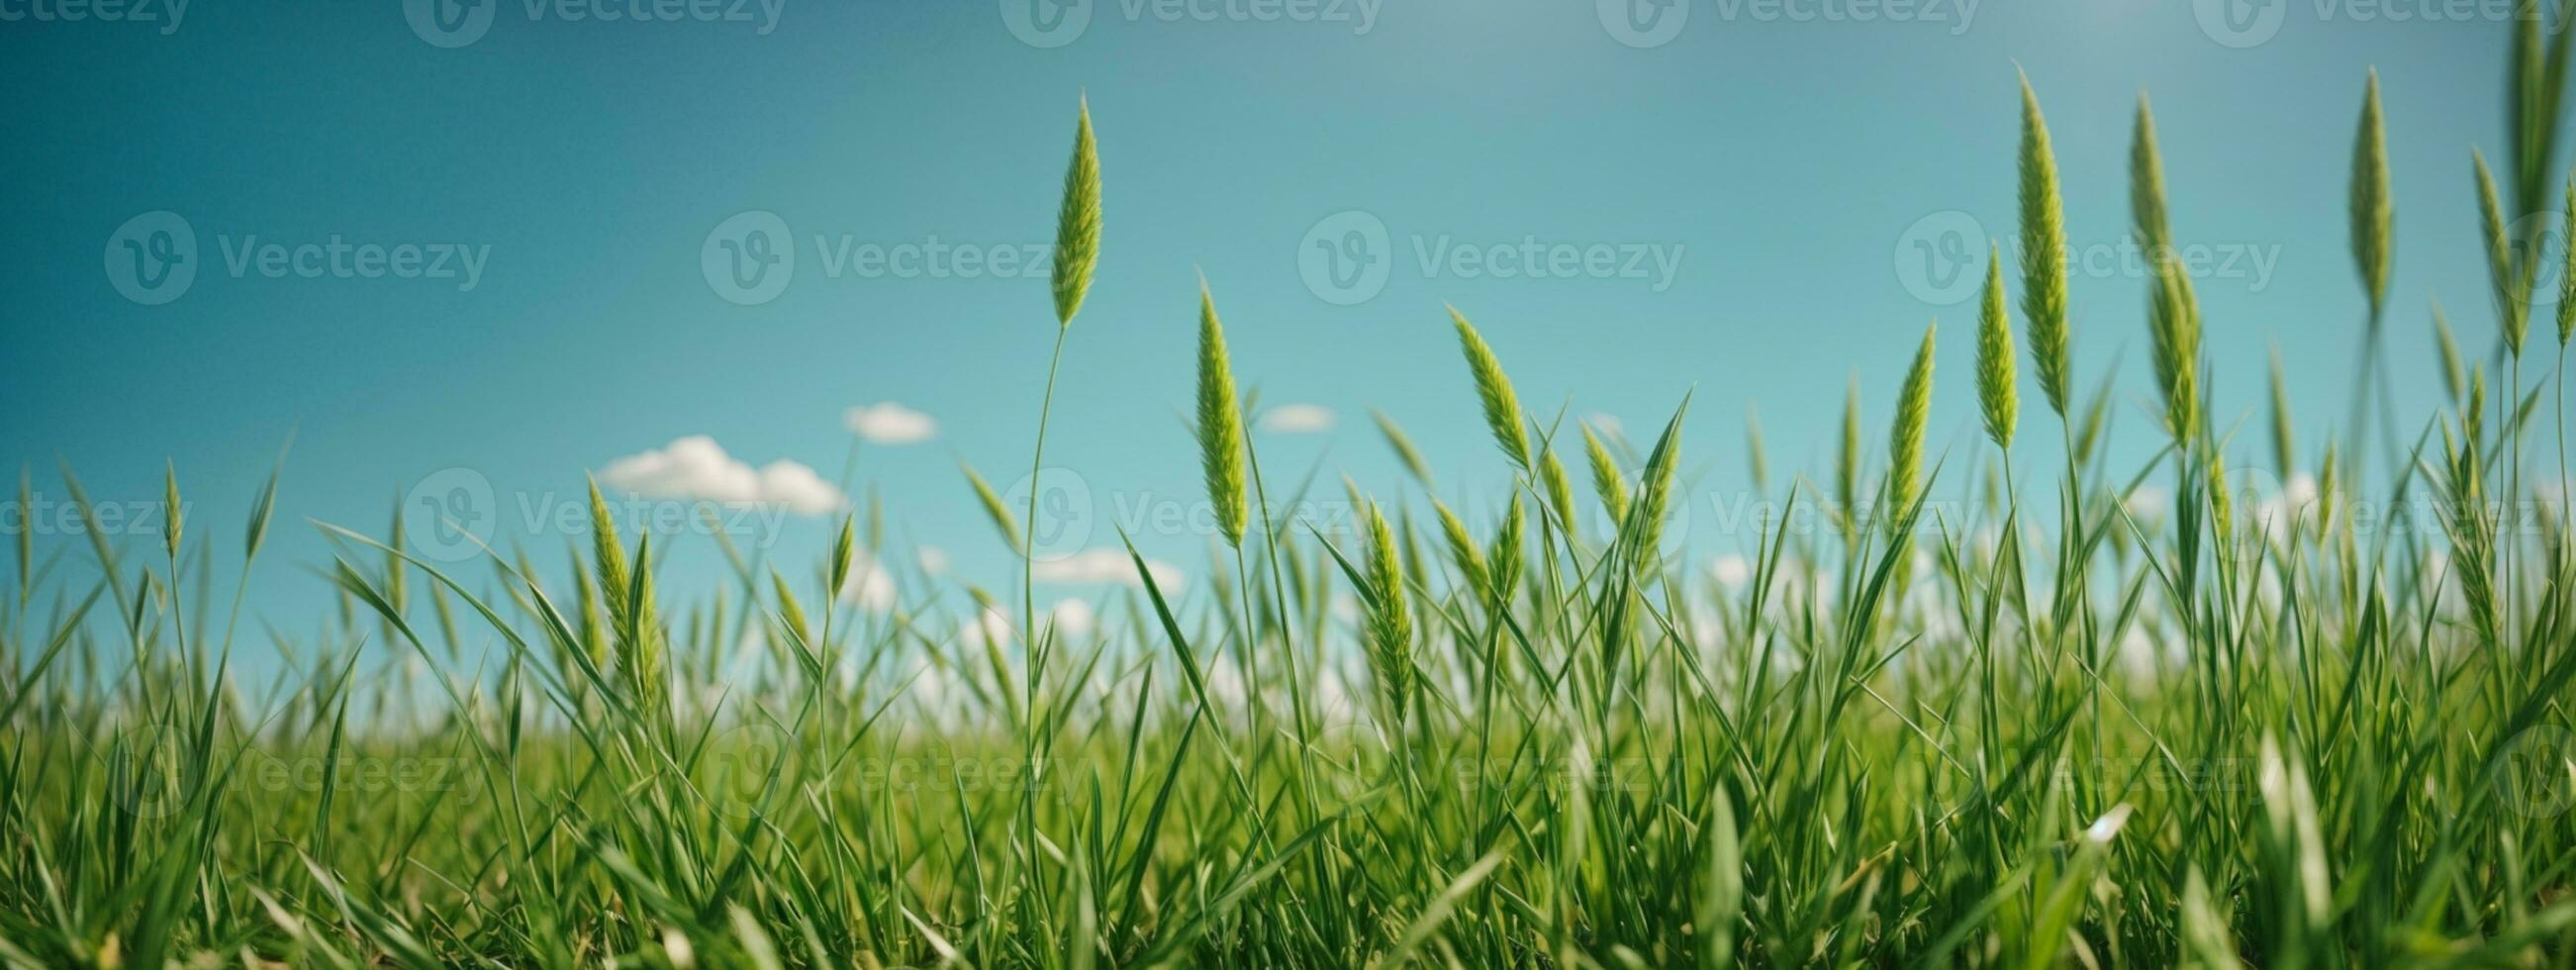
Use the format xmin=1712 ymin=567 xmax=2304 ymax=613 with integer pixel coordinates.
xmin=0 ymin=0 xmax=2552 ymax=658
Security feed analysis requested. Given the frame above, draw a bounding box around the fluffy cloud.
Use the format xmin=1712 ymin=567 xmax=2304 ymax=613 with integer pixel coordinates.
xmin=1257 ymin=403 xmax=1337 ymax=435
xmin=837 ymin=550 xmax=900 ymax=612
xmin=843 ymin=402 xmax=938 ymax=445
xmin=915 ymin=544 xmax=952 ymax=575
xmin=597 ymin=436 xmax=843 ymax=516
xmin=1031 ymin=548 xmax=1184 ymax=589
xmin=1048 ymin=599 xmax=1096 ymax=637
xmin=1710 ymin=553 xmax=1751 ymax=588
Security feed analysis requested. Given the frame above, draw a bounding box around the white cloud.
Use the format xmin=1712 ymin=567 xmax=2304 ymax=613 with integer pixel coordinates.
xmin=2123 ymin=484 xmax=2170 ymax=523
xmin=843 ymin=402 xmax=938 ymax=445
xmin=1710 ymin=553 xmax=1751 ymax=588
xmin=597 ymin=436 xmax=844 ymax=516
xmin=837 ymin=550 xmax=899 ymax=613
xmin=915 ymin=544 xmax=951 ymax=575
xmin=1032 ymin=548 xmax=1184 ymax=589
xmin=1048 ymin=598 xmax=1096 ymax=637
xmin=1258 ymin=404 xmax=1337 ymax=435
xmin=960 ymin=605 xmax=1015 ymax=650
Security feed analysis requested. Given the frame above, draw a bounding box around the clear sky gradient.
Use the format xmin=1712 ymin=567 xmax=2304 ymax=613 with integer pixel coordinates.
xmin=0 ymin=0 xmax=2552 ymax=660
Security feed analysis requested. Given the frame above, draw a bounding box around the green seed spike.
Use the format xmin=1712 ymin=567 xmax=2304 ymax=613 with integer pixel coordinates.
xmin=1051 ymin=96 xmax=1101 ymax=329
xmin=1887 ymin=323 xmax=1937 ymax=520
xmin=14 ymin=468 xmax=29 ymax=605
xmin=2132 ymin=93 xmax=2171 ymax=258
xmin=586 ymin=477 xmax=631 ymax=629
xmin=2149 ymin=250 xmax=2205 ymax=444
xmin=2560 ymin=176 xmax=2575 ymax=347
xmin=2019 ymin=70 xmax=2072 ymax=417
xmin=1539 ymin=447 xmax=1578 ymax=542
xmin=829 ymin=514 xmax=856 ymax=600
xmin=2472 ymin=149 xmax=2528 ymax=358
xmin=960 ymin=462 xmax=1021 ymax=554
xmin=2350 ymin=70 xmax=2394 ymax=320
xmin=1194 ymin=281 xmax=1248 ymax=547
xmin=771 ymin=569 xmax=811 ymax=648
xmin=1581 ymin=423 xmax=1630 ymax=524
xmin=1450 ymin=307 xmax=1532 ymax=470
xmin=160 ymin=461 xmax=182 ymax=560
xmin=1627 ymin=400 xmax=1688 ymax=578
xmin=1744 ymin=408 xmax=1769 ymax=493
xmin=1371 ymin=409 xmax=1435 ymax=488
xmin=1361 ymin=500 xmax=1413 ymax=723
xmin=573 ymin=553 xmax=607 ymax=672
xmin=624 ymin=533 xmax=664 ymax=708
xmin=1487 ymin=493 xmax=1525 ymax=605
xmin=2433 ymin=302 xmax=2467 ymax=402
xmin=1975 ymin=242 xmax=2017 ymax=450
xmin=2269 ymin=344 xmax=2297 ymax=478
xmin=1431 ymin=498 xmax=1489 ymax=601
xmin=1838 ymin=374 xmax=1861 ymax=534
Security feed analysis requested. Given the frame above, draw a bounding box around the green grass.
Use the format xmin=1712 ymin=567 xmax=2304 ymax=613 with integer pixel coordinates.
xmin=8 ymin=25 xmax=2576 ymax=970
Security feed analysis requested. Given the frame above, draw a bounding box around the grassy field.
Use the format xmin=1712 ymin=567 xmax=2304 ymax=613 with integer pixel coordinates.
xmin=8 ymin=22 xmax=2576 ymax=970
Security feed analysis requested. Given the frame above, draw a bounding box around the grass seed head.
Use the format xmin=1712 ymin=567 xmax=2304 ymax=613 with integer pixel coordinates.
xmin=1194 ymin=283 xmax=1249 ymax=546
xmin=2132 ymin=94 xmax=2171 ymax=257
xmin=587 ymin=477 xmax=631 ymax=628
xmin=2148 ymin=250 xmax=2204 ymax=444
xmin=1581 ymin=423 xmax=1630 ymax=524
xmin=1451 ymin=308 xmax=1532 ymax=470
xmin=2350 ymin=70 xmax=2394 ymax=319
xmin=2019 ymin=72 xmax=2072 ymax=416
xmin=2472 ymin=149 xmax=2528 ymax=357
xmin=1887 ymin=324 xmax=1937 ymax=520
xmin=1362 ymin=500 xmax=1414 ymax=721
xmin=1975 ymin=242 xmax=2018 ymax=450
xmin=1051 ymin=97 xmax=1101 ymax=329
xmin=160 ymin=461 xmax=181 ymax=560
